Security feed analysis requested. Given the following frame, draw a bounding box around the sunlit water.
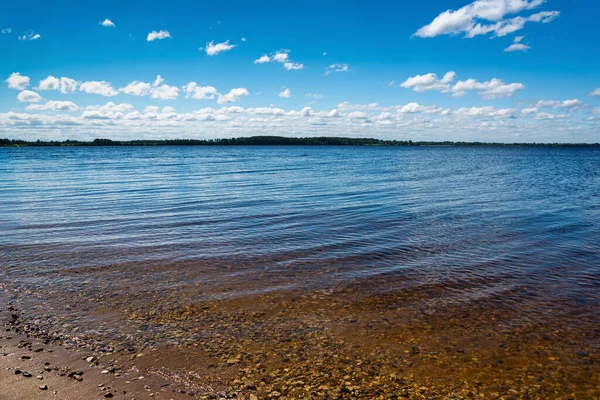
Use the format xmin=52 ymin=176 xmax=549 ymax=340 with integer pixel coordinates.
xmin=1 ymin=146 xmax=599 ymax=324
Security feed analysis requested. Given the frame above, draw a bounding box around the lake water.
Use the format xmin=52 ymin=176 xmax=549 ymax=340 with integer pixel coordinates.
xmin=1 ymin=145 xmax=599 ymax=397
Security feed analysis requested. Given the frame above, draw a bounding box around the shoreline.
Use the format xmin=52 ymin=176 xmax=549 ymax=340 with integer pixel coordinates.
xmin=0 ymin=292 xmax=241 ymax=400
xmin=2 ymin=281 xmax=599 ymax=399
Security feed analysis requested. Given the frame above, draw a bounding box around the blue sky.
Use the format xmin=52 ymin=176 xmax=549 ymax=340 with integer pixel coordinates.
xmin=1 ymin=0 xmax=599 ymax=142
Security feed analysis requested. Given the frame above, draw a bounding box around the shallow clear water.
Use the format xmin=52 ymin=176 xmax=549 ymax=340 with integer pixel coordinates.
xmin=1 ymin=146 xmax=599 ymax=319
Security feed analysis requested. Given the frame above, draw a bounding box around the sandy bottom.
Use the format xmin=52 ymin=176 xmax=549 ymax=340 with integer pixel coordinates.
xmin=2 ymin=279 xmax=599 ymax=399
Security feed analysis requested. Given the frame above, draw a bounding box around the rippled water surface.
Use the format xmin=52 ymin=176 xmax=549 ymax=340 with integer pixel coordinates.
xmin=2 ymin=145 xmax=600 ymax=397
xmin=1 ymin=146 xmax=599 ymax=309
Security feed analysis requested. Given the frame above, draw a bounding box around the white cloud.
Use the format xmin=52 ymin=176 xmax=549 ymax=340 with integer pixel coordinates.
xmin=325 ymin=64 xmax=349 ymax=75
xmin=205 ymin=40 xmax=236 ymax=56
xmin=504 ymin=43 xmax=531 ymax=52
xmin=241 ymin=37 xmax=246 ymax=42
xmin=592 ymin=108 xmax=600 ymax=115
xmin=82 ymin=102 xmax=134 ymax=119
xmin=254 ymin=55 xmax=271 ymax=64
xmin=38 ymin=76 xmax=79 ymax=93
xmin=149 ymin=76 xmax=179 ymax=100
xmin=451 ymin=78 xmax=524 ymax=99
xmin=337 ymin=101 xmax=380 ymax=111
xmin=2 ymin=28 xmax=11 ymax=34
xmin=400 ymin=71 xmax=456 ymax=92
xmin=1 ymin=99 xmax=596 ymax=143
xmin=589 ymin=88 xmax=600 ymax=96
xmin=504 ymin=35 xmax=530 ymax=52
xmin=79 ymin=81 xmax=119 ymax=96
xmin=454 ymin=106 xmax=516 ymax=118
xmin=283 ymin=62 xmax=304 ymax=70
xmin=182 ymin=82 xmax=218 ymax=100
xmin=393 ymin=102 xmax=449 ymax=114
xmin=535 ymin=99 xmax=585 ymax=110
xmin=217 ymin=88 xmax=250 ymax=104
xmin=535 ymin=112 xmax=568 ymax=120
xmin=273 ymin=53 xmax=289 ymax=63
xmin=254 ymin=51 xmax=304 ymax=70
xmin=347 ymin=111 xmax=371 ymax=120
xmin=17 ymin=90 xmax=42 ymax=103
xmin=400 ymin=72 xmax=523 ymax=99
xmin=60 ymin=77 xmax=78 ymax=93
xmin=305 ymin=93 xmax=323 ymax=99
xmin=100 ymin=19 xmax=115 ymax=27
xmin=19 ymin=31 xmax=41 ymax=41
xmin=118 ymin=76 xmax=179 ymax=100
xmin=414 ymin=0 xmax=559 ymax=39
xmin=279 ymin=88 xmax=292 ymax=98
xmin=147 ymin=30 xmax=171 ymax=41
xmin=6 ymin=72 xmax=30 ymax=90
xmin=119 ymin=81 xmax=152 ymax=96
xmin=521 ymin=107 xmax=538 ymax=116
xmin=26 ymin=100 xmax=79 ymax=112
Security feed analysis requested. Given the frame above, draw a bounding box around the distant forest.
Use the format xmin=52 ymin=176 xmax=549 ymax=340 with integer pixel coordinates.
xmin=1 ymin=136 xmax=599 ymax=147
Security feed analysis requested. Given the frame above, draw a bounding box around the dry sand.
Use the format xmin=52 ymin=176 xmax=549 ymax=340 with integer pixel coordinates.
xmin=0 ymin=304 xmax=201 ymax=400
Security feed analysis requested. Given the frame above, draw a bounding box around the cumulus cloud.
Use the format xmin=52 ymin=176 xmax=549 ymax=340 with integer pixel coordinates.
xmin=279 ymin=88 xmax=292 ymax=98
xmin=79 ymin=81 xmax=119 ymax=96
xmin=393 ymin=102 xmax=449 ymax=114
xmin=535 ymin=112 xmax=568 ymax=120
xmin=26 ymin=100 xmax=79 ymax=112
xmin=400 ymin=71 xmax=523 ymax=99
xmin=17 ymin=90 xmax=42 ymax=103
xmin=100 ymin=19 xmax=115 ymax=27
xmin=19 ymin=31 xmax=41 ymax=41
xmin=205 ymin=40 xmax=236 ymax=56
xmin=451 ymin=78 xmax=524 ymax=99
xmin=254 ymin=55 xmax=270 ymax=64
xmin=253 ymin=51 xmax=304 ymax=70
xmin=347 ymin=111 xmax=371 ymax=120
xmin=6 ymin=72 xmax=30 ymax=90
xmin=283 ymin=62 xmax=304 ymax=70
xmin=504 ymin=35 xmax=531 ymax=52
xmin=182 ymin=82 xmax=218 ymax=100
xmin=1 ymin=99 xmax=596 ymax=143
xmin=589 ymin=88 xmax=600 ymax=96
xmin=535 ymin=99 xmax=585 ymax=110
xmin=82 ymin=102 xmax=134 ymax=119
xmin=147 ymin=30 xmax=171 ymax=41
xmin=2 ymin=28 xmax=11 ymax=34
xmin=325 ymin=64 xmax=349 ymax=75
xmin=414 ymin=0 xmax=559 ymax=39
xmin=217 ymin=88 xmax=250 ymax=104
xmin=119 ymin=76 xmax=179 ymax=100
xmin=38 ymin=76 xmax=79 ymax=93
xmin=454 ymin=106 xmax=516 ymax=118
xmin=400 ymin=71 xmax=456 ymax=92
xmin=148 ymin=76 xmax=179 ymax=100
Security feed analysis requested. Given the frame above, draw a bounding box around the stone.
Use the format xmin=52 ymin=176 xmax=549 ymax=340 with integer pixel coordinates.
xmin=39 ymin=385 xmax=48 ymax=391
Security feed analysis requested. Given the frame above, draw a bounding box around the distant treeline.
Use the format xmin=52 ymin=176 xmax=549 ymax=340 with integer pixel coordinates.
xmin=1 ymin=137 xmax=599 ymax=147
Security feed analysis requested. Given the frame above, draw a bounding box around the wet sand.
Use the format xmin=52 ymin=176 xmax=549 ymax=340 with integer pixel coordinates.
xmin=2 ymin=276 xmax=599 ymax=399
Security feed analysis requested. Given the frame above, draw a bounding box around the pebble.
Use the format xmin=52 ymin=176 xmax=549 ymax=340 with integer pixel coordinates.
xmin=39 ymin=384 xmax=48 ymax=391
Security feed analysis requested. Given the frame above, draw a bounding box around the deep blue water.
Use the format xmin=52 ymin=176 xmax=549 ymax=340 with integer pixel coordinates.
xmin=1 ymin=146 xmax=599 ymax=322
